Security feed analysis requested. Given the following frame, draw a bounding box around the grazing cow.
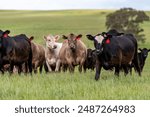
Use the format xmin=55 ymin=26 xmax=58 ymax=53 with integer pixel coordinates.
xmin=44 ymin=34 xmax=62 ymax=72
xmin=83 ymin=48 xmax=96 ymax=71
xmin=30 ymin=39 xmax=46 ymax=73
xmin=86 ymin=32 xmax=141 ymax=80
xmin=0 ymin=30 xmax=32 ymax=74
xmin=138 ymin=48 xmax=150 ymax=71
xmin=59 ymin=33 xmax=87 ymax=72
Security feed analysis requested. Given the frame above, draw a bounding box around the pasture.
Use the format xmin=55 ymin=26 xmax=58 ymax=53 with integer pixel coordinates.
xmin=0 ymin=10 xmax=150 ymax=100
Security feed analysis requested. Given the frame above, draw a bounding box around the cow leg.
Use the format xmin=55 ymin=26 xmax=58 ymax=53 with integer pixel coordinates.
xmin=55 ymin=59 xmax=61 ymax=72
xmin=9 ymin=62 xmax=14 ymax=75
xmin=95 ymin=60 xmax=102 ymax=80
xmin=39 ymin=65 xmax=43 ymax=73
xmin=46 ymin=60 xmax=52 ymax=72
xmin=78 ymin=64 xmax=82 ymax=73
xmin=69 ymin=64 xmax=74 ymax=73
xmin=62 ymin=64 xmax=67 ymax=72
xmin=122 ymin=65 xmax=129 ymax=76
xmin=83 ymin=64 xmax=87 ymax=73
xmin=18 ymin=65 xmax=22 ymax=75
xmin=114 ymin=66 xmax=120 ymax=76
xmin=34 ymin=69 xmax=37 ymax=74
xmin=129 ymin=66 xmax=132 ymax=75
xmin=44 ymin=61 xmax=48 ymax=73
xmin=0 ymin=57 xmax=4 ymax=74
xmin=34 ymin=63 xmax=38 ymax=74
xmin=0 ymin=65 xmax=4 ymax=74
xmin=0 ymin=69 xmax=4 ymax=74
xmin=24 ymin=62 xmax=28 ymax=73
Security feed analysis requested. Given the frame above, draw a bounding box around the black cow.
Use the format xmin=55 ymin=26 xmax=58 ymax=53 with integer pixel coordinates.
xmin=138 ymin=48 xmax=150 ymax=71
xmin=128 ymin=48 xmax=150 ymax=74
xmin=0 ymin=30 xmax=32 ymax=74
xmin=83 ymin=48 xmax=96 ymax=71
xmin=86 ymin=32 xmax=141 ymax=80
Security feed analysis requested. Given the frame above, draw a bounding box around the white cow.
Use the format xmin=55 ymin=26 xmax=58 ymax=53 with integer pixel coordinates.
xmin=44 ymin=34 xmax=62 ymax=72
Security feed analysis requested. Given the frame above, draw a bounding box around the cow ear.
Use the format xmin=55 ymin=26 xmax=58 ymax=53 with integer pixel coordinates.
xmin=148 ymin=49 xmax=150 ymax=52
xmin=76 ymin=34 xmax=82 ymax=40
xmin=2 ymin=30 xmax=10 ymax=38
xmin=139 ymin=48 xmax=142 ymax=52
xmin=76 ymin=34 xmax=82 ymax=39
xmin=29 ymin=36 xmax=34 ymax=41
xmin=62 ymin=35 xmax=68 ymax=39
xmin=55 ymin=35 xmax=60 ymax=42
xmin=44 ymin=36 xmax=47 ymax=41
xmin=102 ymin=32 xmax=107 ymax=37
xmin=86 ymin=34 xmax=94 ymax=41
xmin=4 ymin=30 xmax=10 ymax=34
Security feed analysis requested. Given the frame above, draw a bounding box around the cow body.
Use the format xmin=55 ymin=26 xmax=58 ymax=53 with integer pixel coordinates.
xmin=0 ymin=30 xmax=32 ymax=74
xmin=87 ymin=31 xmax=141 ymax=80
xmin=138 ymin=48 xmax=150 ymax=71
xmin=31 ymin=42 xmax=45 ymax=73
xmin=59 ymin=34 xmax=87 ymax=72
xmin=44 ymin=35 xmax=62 ymax=72
xmin=83 ymin=48 xmax=96 ymax=71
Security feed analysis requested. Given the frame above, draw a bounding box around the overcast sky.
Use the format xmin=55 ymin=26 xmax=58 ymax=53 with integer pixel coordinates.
xmin=0 ymin=0 xmax=149 ymax=10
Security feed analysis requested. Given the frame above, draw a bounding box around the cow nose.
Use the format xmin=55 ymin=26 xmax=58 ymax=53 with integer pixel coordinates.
xmin=88 ymin=55 xmax=92 ymax=58
xmin=53 ymin=45 xmax=57 ymax=49
xmin=96 ymin=50 xmax=100 ymax=53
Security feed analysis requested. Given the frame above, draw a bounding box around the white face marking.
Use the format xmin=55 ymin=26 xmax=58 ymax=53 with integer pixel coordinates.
xmin=45 ymin=35 xmax=56 ymax=49
xmin=95 ymin=35 xmax=104 ymax=44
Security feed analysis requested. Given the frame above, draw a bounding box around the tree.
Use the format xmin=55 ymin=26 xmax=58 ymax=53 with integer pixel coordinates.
xmin=106 ymin=8 xmax=149 ymax=43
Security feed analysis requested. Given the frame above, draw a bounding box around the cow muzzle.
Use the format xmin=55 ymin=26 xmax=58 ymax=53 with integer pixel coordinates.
xmin=52 ymin=45 xmax=57 ymax=49
xmin=96 ymin=49 xmax=102 ymax=55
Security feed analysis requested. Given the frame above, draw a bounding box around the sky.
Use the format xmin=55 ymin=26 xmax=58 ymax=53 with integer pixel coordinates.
xmin=0 ymin=0 xmax=150 ymax=10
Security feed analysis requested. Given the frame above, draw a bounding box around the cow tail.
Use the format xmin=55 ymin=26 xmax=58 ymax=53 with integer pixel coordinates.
xmin=28 ymin=42 xmax=32 ymax=74
xmin=133 ymin=41 xmax=141 ymax=76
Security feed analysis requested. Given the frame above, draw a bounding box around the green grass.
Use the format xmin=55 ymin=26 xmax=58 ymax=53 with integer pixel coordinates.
xmin=0 ymin=10 xmax=150 ymax=100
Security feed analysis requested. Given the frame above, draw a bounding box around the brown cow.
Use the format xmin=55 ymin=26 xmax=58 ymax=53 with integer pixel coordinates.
xmin=59 ymin=33 xmax=87 ymax=72
xmin=31 ymin=41 xmax=45 ymax=73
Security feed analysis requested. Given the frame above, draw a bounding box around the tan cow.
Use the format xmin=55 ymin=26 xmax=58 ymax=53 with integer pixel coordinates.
xmin=59 ymin=33 xmax=87 ymax=72
xmin=31 ymin=41 xmax=45 ymax=73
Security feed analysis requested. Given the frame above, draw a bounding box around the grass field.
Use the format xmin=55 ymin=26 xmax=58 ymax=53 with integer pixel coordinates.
xmin=0 ymin=10 xmax=150 ymax=100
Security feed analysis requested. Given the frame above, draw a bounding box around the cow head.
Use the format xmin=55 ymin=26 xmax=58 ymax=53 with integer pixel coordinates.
xmin=0 ymin=30 xmax=10 ymax=49
xmin=1 ymin=30 xmax=10 ymax=38
xmin=139 ymin=48 xmax=150 ymax=58
xmin=44 ymin=35 xmax=60 ymax=49
xmin=87 ymin=33 xmax=110 ymax=54
xmin=62 ymin=33 xmax=82 ymax=52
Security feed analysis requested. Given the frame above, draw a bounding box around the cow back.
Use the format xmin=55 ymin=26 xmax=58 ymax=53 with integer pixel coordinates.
xmin=1 ymin=34 xmax=31 ymax=63
xmin=101 ymin=35 xmax=136 ymax=65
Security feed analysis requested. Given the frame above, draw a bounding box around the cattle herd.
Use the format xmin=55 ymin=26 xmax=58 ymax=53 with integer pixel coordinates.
xmin=0 ymin=29 xmax=149 ymax=80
